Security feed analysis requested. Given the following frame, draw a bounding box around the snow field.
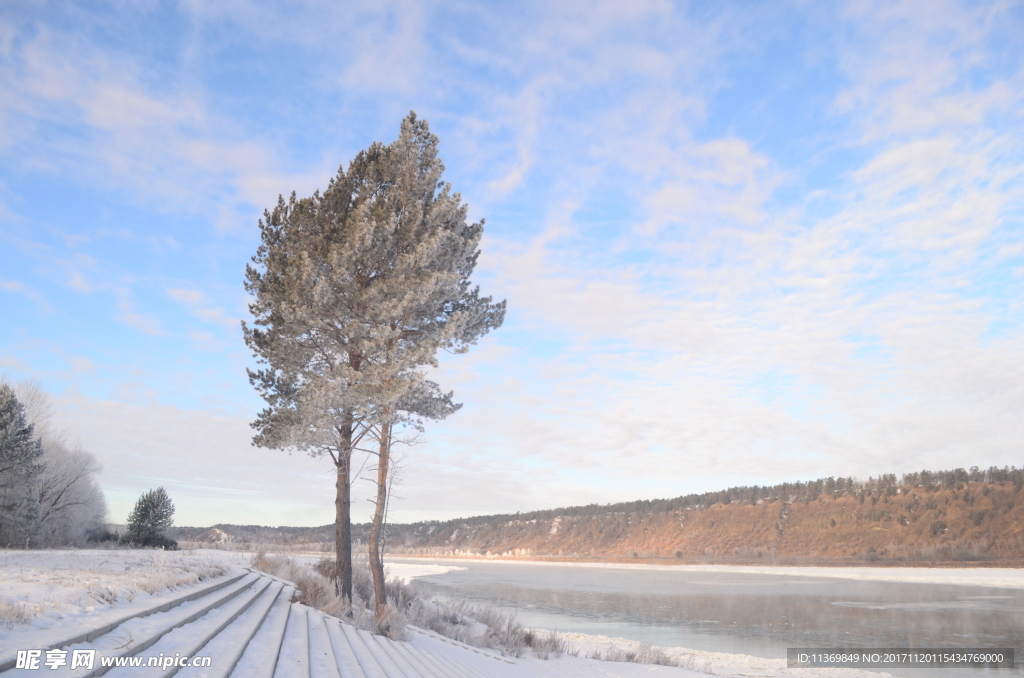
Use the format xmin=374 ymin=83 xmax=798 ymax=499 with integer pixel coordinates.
xmin=0 ymin=550 xmax=231 ymax=647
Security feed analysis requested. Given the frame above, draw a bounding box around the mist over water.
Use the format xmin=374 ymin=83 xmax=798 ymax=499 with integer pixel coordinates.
xmin=397 ymin=559 xmax=1024 ymax=678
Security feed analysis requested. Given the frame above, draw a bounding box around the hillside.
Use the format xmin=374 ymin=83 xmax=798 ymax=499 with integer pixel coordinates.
xmin=172 ymin=466 xmax=1024 ymax=564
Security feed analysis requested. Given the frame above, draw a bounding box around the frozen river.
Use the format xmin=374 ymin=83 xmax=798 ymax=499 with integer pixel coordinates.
xmin=392 ymin=558 xmax=1024 ymax=678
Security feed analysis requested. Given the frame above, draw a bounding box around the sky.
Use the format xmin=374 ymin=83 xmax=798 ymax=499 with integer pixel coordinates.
xmin=1 ymin=0 xmax=1022 ymax=528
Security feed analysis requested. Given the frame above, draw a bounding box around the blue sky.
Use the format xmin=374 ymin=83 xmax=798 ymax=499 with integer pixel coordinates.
xmin=1 ymin=0 xmax=1022 ymax=527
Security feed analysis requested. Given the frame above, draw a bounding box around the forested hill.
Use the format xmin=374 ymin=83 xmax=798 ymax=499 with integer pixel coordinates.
xmin=172 ymin=466 xmax=1024 ymax=564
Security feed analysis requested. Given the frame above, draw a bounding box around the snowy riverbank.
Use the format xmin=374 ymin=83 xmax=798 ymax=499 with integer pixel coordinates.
xmin=387 ymin=556 xmax=1024 ymax=589
xmin=10 ymin=550 xmax=1017 ymax=677
xmin=384 ymin=557 xmax=1024 ymax=678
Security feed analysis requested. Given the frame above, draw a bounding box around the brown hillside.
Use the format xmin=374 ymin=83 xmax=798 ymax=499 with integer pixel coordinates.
xmin=385 ymin=481 xmax=1024 ymax=564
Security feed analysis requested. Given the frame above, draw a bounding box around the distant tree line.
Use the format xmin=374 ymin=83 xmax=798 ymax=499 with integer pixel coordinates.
xmin=0 ymin=380 xmax=108 ymax=547
xmin=169 ymin=523 xmax=340 ymax=544
xmin=171 ymin=466 xmax=1023 ymax=547
xmin=900 ymin=466 xmax=1024 ymax=489
xmin=378 ymin=466 xmax=1024 ymax=533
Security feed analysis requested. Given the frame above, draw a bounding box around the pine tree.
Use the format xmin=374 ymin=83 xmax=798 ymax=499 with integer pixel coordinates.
xmin=0 ymin=383 xmax=43 ymax=546
xmin=244 ymin=112 xmax=505 ymax=613
xmin=124 ymin=487 xmax=176 ymax=549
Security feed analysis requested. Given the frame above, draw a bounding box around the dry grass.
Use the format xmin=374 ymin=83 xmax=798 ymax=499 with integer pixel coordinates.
xmin=251 ymin=553 xmax=408 ymax=640
xmin=404 ymin=596 xmax=533 ymax=656
xmin=522 ymin=628 xmax=569 ymax=660
xmin=586 ymin=640 xmax=716 ymax=673
xmin=0 ymin=599 xmax=36 ymax=630
xmin=133 ymin=565 xmax=228 ymax=595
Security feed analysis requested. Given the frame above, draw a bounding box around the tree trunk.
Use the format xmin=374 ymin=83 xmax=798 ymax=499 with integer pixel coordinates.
xmin=334 ymin=452 xmax=352 ymax=605
xmin=335 ymin=419 xmax=354 ymax=605
xmin=368 ymin=421 xmax=392 ymax=614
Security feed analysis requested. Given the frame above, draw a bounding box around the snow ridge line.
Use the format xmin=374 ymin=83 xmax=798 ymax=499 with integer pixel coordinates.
xmin=197 ymin=581 xmax=290 ymax=678
xmin=74 ymin=573 xmax=262 ymax=678
xmin=338 ymin=621 xmax=388 ymax=678
xmin=217 ymin=582 xmax=296 ymax=678
xmin=106 ymin=577 xmax=277 ymax=678
xmin=0 ymin=570 xmax=249 ymax=673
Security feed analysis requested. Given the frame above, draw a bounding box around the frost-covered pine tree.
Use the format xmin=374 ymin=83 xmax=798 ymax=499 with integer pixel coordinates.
xmin=244 ymin=112 xmax=505 ymax=613
xmin=0 ymin=383 xmax=43 ymax=546
xmin=125 ymin=487 xmax=176 ymax=549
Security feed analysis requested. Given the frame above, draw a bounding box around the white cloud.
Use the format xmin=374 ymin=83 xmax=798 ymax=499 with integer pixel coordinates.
xmin=445 ymin=0 xmax=1024 ymax=511
xmin=0 ymin=22 xmax=336 ymax=229
xmin=0 ymin=278 xmax=50 ymax=310
xmin=2 ymin=0 xmax=1021 ymax=525
xmin=115 ymin=289 xmax=165 ymax=337
xmin=167 ymin=288 xmax=238 ymax=330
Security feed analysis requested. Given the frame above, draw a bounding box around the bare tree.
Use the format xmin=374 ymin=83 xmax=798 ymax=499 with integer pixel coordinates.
xmin=244 ymin=112 xmax=505 ymax=614
xmin=36 ymin=442 xmax=107 ymax=546
xmin=12 ymin=380 xmax=107 ymax=546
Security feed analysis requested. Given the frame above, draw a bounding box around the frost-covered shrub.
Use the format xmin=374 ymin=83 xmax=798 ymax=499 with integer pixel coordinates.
xmin=632 ymin=642 xmax=675 ymax=665
xmin=587 ymin=639 xmax=715 ymax=672
xmin=524 ymin=629 xmax=567 ymax=660
xmin=0 ymin=599 xmax=36 ymax=630
xmin=252 ymin=554 xmax=400 ymax=636
xmin=372 ymin=604 xmax=407 ymax=640
xmin=400 ymin=589 xmax=533 ymax=656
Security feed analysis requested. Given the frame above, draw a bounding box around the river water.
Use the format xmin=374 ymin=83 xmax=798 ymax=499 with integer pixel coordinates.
xmin=394 ymin=559 xmax=1024 ymax=678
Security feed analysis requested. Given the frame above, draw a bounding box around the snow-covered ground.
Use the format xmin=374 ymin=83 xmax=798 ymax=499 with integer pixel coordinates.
xmin=9 ymin=550 xmax=1017 ymax=677
xmin=383 ymin=561 xmax=467 ymax=583
xmin=0 ymin=549 xmax=240 ymax=652
xmin=556 ymin=633 xmax=898 ymax=678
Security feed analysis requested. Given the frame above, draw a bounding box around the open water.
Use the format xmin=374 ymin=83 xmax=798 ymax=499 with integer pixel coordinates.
xmin=395 ymin=559 xmax=1024 ymax=678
